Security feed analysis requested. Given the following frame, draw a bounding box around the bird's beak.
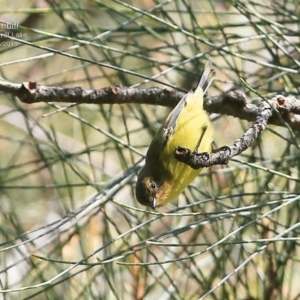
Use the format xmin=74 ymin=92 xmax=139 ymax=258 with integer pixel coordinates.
xmin=150 ymin=198 xmax=156 ymax=210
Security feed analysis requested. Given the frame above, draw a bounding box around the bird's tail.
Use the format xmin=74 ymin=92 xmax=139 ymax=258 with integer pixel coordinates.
xmin=197 ymin=61 xmax=215 ymax=94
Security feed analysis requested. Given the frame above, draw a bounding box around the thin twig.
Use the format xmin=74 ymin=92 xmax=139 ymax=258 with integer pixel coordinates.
xmin=175 ymin=95 xmax=294 ymax=168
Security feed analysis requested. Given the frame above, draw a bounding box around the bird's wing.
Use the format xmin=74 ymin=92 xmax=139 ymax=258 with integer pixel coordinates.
xmin=161 ymin=61 xmax=215 ymax=145
xmin=146 ymin=62 xmax=215 ymax=161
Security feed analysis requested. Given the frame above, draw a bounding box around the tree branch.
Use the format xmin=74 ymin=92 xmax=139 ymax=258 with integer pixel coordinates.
xmin=174 ymin=95 xmax=295 ymax=168
xmin=1 ymin=78 xmax=300 ymax=132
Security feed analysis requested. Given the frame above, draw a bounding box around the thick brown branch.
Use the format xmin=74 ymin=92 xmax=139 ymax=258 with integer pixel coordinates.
xmin=1 ymin=79 xmax=300 ymax=130
xmin=0 ymin=79 xmax=180 ymax=107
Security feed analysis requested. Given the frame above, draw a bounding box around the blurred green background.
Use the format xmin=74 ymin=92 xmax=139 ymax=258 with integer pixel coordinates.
xmin=0 ymin=0 xmax=300 ymax=299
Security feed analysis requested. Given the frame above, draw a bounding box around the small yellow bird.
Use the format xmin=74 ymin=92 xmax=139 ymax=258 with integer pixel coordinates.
xmin=135 ymin=62 xmax=215 ymax=209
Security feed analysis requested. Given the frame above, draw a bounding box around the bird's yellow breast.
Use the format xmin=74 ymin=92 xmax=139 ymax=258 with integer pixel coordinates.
xmin=159 ymin=88 xmax=213 ymax=201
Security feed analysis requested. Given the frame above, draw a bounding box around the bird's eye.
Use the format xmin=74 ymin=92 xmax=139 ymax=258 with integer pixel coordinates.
xmin=149 ymin=181 xmax=156 ymax=190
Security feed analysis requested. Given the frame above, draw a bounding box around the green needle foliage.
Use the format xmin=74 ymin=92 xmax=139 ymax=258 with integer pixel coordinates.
xmin=0 ymin=0 xmax=300 ymax=299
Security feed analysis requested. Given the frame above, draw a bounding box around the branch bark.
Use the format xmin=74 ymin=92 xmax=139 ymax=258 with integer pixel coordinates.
xmin=1 ymin=79 xmax=300 ymax=130
xmin=1 ymin=79 xmax=299 ymax=168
